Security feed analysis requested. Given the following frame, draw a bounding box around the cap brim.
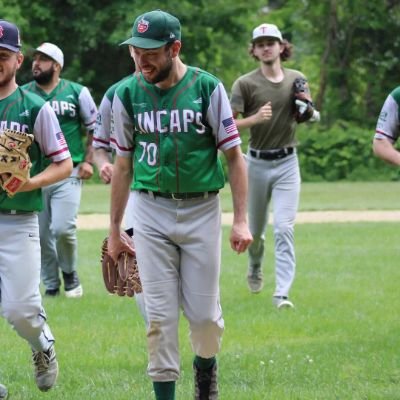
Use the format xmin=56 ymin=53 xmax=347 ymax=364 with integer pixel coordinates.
xmin=119 ymin=37 xmax=167 ymax=49
xmin=252 ymin=35 xmax=282 ymax=42
xmin=0 ymin=44 xmax=20 ymax=52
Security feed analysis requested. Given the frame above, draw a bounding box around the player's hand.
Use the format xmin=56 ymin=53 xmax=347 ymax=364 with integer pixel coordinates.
xmin=108 ymin=231 xmax=135 ymax=263
xmin=254 ymin=102 xmax=272 ymax=124
xmin=78 ymin=161 xmax=94 ymax=179
xmin=99 ymin=162 xmax=113 ymax=184
xmin=230 ymin=221 xmax=253 ymax=254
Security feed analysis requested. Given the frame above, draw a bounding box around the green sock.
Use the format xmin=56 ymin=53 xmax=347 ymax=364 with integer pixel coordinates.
xmin=153 ymin=381 xmax=175 ymax=400
xmin=194 ymin=355 xmax=216 ymax=370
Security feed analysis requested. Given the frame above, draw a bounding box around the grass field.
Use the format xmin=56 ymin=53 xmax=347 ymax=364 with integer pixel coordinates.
xmin=79 ymin=181 xmax=400 ymax=214
xmin=1 ymin=182 xmax=400 ymax=399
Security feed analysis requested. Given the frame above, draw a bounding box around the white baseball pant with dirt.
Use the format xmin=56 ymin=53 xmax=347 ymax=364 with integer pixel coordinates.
xmin=0 ymin=213 xmax=55 ymax=351
xmin=132 ymin=191 xmax=224 ymax=382
xmin=247 ymin=151 xmax=300 ymax=297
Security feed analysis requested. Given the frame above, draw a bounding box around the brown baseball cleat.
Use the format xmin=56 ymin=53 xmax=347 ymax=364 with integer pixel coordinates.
xmin=32 ymin=345 xmax=59 ymax=391
xmin=247 ymin=264 xmax=264 ymax=293
xmin=193 ymin=362 xmax=218 ymax=400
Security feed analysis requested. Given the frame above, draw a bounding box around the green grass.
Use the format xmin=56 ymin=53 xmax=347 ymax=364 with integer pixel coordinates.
xmin=1 ymin=223 xmax=400 ymax=399
xmin=80 ymin=181 xmax=400 ymax=214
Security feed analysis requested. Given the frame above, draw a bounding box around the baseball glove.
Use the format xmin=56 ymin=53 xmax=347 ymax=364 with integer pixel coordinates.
xmin=100 ymin=231 xmax=142 ymax=297
xmin=0 ymin=129 xmax=34 ymax=197
xmin=293 ymin=78 xmax=315 ymax=123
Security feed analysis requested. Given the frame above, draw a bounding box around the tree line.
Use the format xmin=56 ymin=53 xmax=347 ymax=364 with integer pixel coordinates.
xmin=3 ymin=0 xmax=399 ymax=180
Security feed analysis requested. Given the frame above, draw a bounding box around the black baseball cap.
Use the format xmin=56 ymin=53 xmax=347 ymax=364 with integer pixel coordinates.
xmin=0 ymin=20 xmax=21 ymax=52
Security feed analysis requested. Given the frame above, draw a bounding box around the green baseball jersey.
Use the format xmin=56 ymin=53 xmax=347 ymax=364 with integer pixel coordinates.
xmin=0 ymin=87 xmax=71 ymax=211
xmin=22 ymin=78 xmax=97 ymax=164
xmin=93 ymin=74 xmax=133 ymax=150
xmin=112 ymin=66 xmax=241 ymax=193
xmin=230 ymin=67 xmax=305 ymax=150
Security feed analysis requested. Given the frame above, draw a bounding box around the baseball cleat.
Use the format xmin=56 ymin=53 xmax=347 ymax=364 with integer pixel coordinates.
xmin=247 ymin=264 xmax=264 ymax=293
xmin=0 ymin=383 xmax=8 ymax=399
xmin=64 ymin=284 xmax=83 ymax=298
xmin=44 ymin=288 xmax=60 ymax=297
xmin=63 ymin=271 xmax=83 ymax=298
xmin=193 ymin=362 xmax=218 ymax=400
xmin=273 ymin=296 xmax=294 ymax=309
xmin=32 ymin=345 xmax=59 ymax=391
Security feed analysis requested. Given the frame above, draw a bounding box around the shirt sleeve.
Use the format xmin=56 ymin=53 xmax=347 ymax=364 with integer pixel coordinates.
xmin=78 ymin=86 xmax=98 ymax=132
xmin=111 ymin=93 xmax=134 ymax=157
xmin=374 ymin=94 xmax=399 ymax=143
xmin=230 ymin=78 xmax=245 ymax=114
xmin=206 ymin=82 xmax=242 ymax=151
xmin=93 ymin=94 xmax=112 ymax=150
xmin=33 ymin=102 xmax=71 ymax=162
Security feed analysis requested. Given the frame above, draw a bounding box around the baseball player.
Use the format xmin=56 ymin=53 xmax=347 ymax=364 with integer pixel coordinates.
xmin=22 ymin=43 xmax=97 ymax=298
xmin=0 ymin=20 xmax=72 ymax=396
xmin=94 ymin=75 xmax=132 ymax=184
xmin=93 ymin=72 xmax=148 ymax=323
xmin=230 ymin=23 xmax=319 ymax=308
xmin=108 ymin=9 xmax=252 ymax=400
xmin=373 ymin=87 xmax=400 ymax=165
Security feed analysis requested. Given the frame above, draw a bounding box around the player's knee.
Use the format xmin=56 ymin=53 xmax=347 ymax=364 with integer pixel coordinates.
xmin=52 ymin=223 xmax=76 ymax=239
xmin=274 ymin=221 xmax=294 ymax=238
xmin=3 ymin=303 xmax=41 ymax=335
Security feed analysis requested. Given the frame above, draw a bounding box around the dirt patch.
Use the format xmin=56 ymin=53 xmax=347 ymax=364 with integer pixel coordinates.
xmin=77 ymin=211 xmax=400 ymax=230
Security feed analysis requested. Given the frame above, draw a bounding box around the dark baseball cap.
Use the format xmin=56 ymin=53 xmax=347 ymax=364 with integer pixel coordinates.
xmin=121 ymin=10 xmax=181 ymax=49
xmin=0 ymin=20 xmax=22 ymax=52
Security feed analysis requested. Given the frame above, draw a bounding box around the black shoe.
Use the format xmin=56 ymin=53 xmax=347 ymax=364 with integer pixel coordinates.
xmin=193 ymin=362 xmax=218 ymax=400
xmin=44 ymin=288 xmax=60 ymax=297
xmin=62 ymin=271 xmax=80 ymax=291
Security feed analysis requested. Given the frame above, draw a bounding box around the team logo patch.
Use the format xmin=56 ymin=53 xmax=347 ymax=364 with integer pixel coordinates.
xmin=0 ymin=26 xmax=3 ymax=38
xmin=137 ymin=18 xmax=149 ymax=33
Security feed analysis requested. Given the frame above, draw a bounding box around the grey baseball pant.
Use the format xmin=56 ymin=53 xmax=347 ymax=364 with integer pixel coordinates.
xmin=132 ymin=191 xmax=224 ymax=382
xmin=0 ymin=213 xmax=55 ymax=351
xmin=246 ymin=151 xmax=300 ymax=297
xmin=39 ymin=175 xmax=82 ymax=290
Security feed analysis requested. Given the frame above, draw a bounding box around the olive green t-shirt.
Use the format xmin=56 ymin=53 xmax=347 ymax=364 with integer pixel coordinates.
xmin=231 ymin=67 xmax=305 ymax=150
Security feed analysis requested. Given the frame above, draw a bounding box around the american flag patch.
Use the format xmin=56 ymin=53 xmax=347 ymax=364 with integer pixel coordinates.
xmin=222 ymin=117 xmax=237 ymax=134
xmin=56 ymin=131 xmax=67 ymax=146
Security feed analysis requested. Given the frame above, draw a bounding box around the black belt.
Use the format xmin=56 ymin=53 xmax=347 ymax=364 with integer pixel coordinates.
xmin=250 ymin=147 xmax=294 ymax=160
xmin=0 ymin=209 xmax=35 ymax=215
xmin=139 ymin=190 xmax=219 ymax=200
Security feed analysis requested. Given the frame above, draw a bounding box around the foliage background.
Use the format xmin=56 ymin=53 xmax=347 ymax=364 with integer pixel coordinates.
xmin=2 ymin=0 xmax=400 ymax=181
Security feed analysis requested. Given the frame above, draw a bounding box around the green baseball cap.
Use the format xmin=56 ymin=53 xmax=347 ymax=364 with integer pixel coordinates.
xmin=121 ymin=10 xmax=181 ymax=49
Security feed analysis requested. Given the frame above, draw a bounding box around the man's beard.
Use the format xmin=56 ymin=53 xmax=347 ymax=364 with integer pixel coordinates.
xmin=33 ymin=67 xmax=55 ymax=85
xmin=143 ymin=57 xmax=173 ymax=84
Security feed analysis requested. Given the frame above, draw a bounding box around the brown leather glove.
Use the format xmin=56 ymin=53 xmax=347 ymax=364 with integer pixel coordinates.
xmin=293 ymin=78 xmax=315 ymax=123
xmin=0 ymin=129 xmax=34 ymax=197
xmin=101 ymin=231 xmax=142 ymax=297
